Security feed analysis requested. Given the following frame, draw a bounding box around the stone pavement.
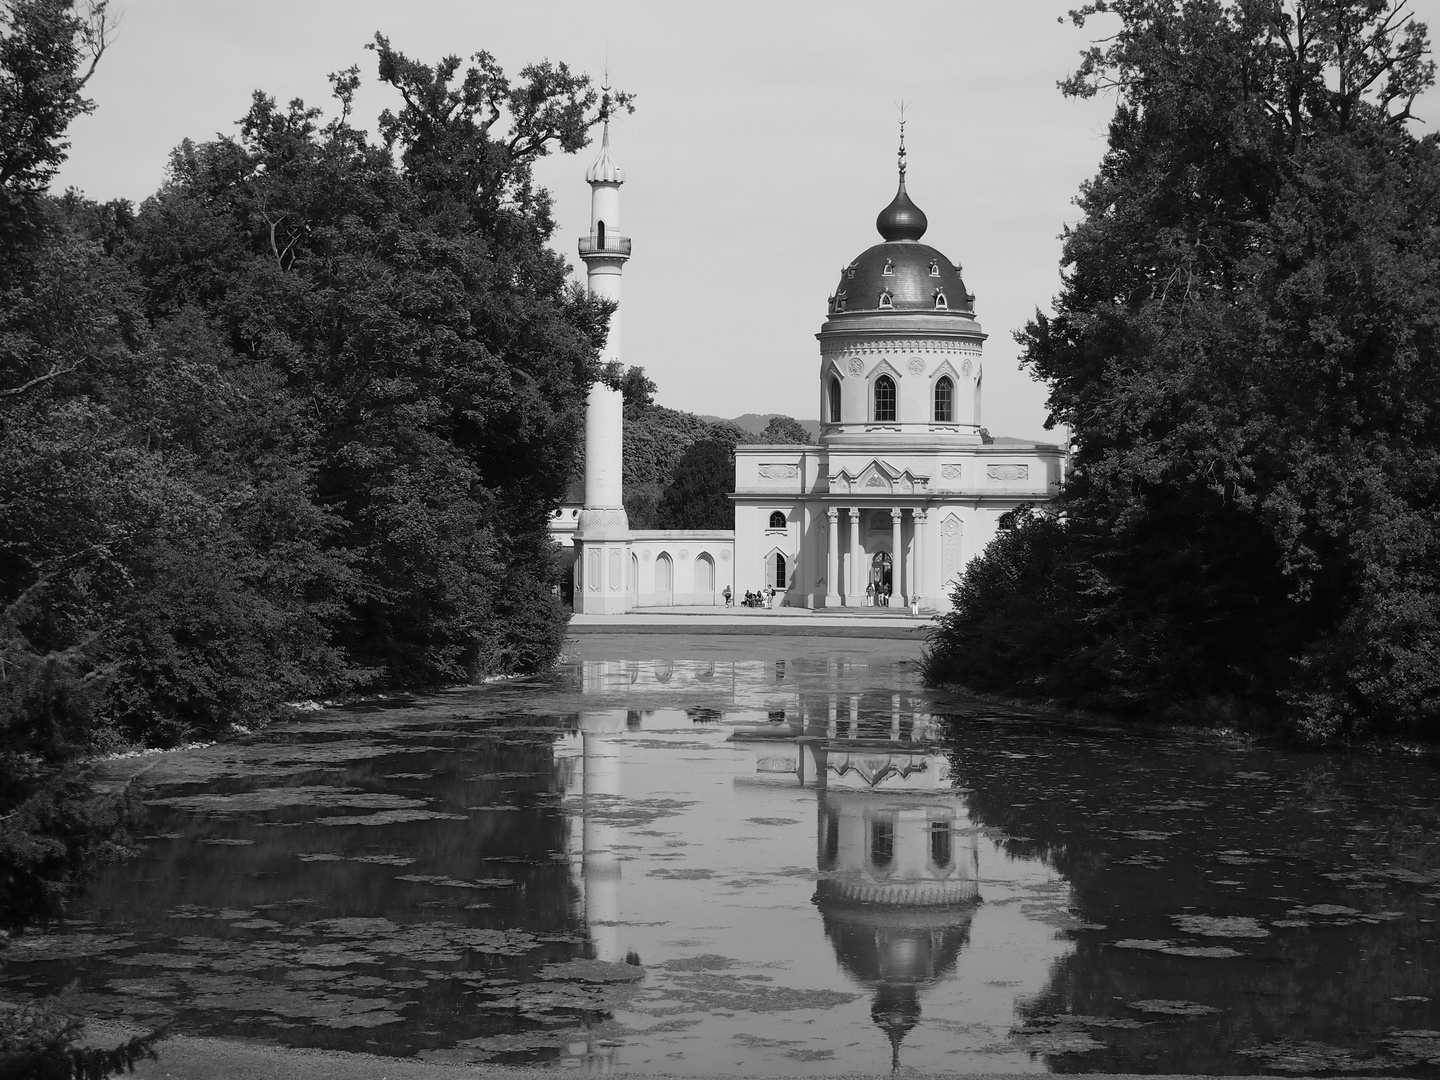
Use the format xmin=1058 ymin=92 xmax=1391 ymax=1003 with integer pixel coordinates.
xmin=568 ymin=604 xmax=934 ymax=638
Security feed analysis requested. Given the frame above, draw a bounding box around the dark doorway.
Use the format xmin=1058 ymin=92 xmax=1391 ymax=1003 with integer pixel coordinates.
xmin=870 ymin=552 xmax=893 ymax=601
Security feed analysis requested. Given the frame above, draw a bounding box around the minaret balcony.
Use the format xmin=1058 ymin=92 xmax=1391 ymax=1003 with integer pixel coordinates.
xmin=578 ymin=233 xmax=632 ymax=258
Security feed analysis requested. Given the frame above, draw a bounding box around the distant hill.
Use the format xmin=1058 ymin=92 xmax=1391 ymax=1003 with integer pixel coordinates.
xmin=697 ymin=413 xmax=822 ymax=441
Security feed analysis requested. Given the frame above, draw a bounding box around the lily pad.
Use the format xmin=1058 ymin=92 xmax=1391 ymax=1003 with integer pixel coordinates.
xmin=1128 ymin=999 xmax=1221 ymax=1017
xmin=1171 ymin=914 xmax=1270 ymax=939
xmin=538 ymin=959 xmax=645 ymax=983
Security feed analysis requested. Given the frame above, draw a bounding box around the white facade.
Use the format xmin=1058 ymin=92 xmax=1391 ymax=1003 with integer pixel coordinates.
xmin=557 ymin=129 xmax=1063 ymax=612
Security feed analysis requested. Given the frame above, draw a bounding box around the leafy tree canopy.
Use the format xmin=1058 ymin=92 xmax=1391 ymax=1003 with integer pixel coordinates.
xmin=928 ymin=0 xmax=1440 ymax=744
xmin=760 ymin=414 xmax=811 ymax=444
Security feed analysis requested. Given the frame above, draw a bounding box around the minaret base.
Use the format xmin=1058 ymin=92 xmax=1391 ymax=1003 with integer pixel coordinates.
xmin=574 ymin=513 xmax=632 ymax=614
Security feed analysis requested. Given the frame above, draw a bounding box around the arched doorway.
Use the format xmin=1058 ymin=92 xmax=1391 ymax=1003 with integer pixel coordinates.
xmin=870 ymin=552 xmax=893 ymax=604
xmin=764 ymin=550 xmax=787 ymax=592
xmin=629 ymin=552 xmax=639 ymax=606
xmin=655 ymin=552 xmax=674 ymax=606
xmin=695 ymin=552 xmax=715 ymax=599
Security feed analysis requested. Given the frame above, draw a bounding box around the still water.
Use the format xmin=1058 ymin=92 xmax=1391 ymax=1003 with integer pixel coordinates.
xmin=4 ymin=634 xmax=1440 ymax=1075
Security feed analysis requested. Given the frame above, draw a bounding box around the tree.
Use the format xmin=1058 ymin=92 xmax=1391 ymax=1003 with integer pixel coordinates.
xmin=656 ymin=441 xmax=734 ymax=529
xmin=760 ymin=414 xmax=811 ymax=444
xmin=0 ymin=0 xmax=111 ymax=255
xmin=927 ymin=0 xmax=1440 ymax=743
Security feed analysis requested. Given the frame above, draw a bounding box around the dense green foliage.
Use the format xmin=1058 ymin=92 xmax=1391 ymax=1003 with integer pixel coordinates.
xmin=760 ymin=414 xmax=811 ymax=444
xmin=620 ymin=386 xmax=747 ymax=529
xmin=2 ymin=0 xmax=619 ymax=977
xmin=926 ymin=0 xmax=1440 ymax=744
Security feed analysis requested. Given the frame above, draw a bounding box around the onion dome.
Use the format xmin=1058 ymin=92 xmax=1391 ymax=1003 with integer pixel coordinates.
xmin=876 ymin=178 xmax=927 ymax=241
xmin=585 ymin=120 xmax=625 ymax=184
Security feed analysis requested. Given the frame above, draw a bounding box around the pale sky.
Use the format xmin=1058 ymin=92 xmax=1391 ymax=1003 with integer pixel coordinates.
xmin=54 ymin=1 xmax=1440 ymax=441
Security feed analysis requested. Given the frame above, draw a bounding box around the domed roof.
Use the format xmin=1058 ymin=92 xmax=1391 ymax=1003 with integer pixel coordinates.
xmin=829 ymin=150 xmax=974 ymax=316
xmin=831 ymin=239 xmax=974 ymax=317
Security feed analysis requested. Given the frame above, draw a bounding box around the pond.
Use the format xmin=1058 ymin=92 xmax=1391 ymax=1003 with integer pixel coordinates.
xmin=4 ymin=633 xmax=1440 ymax=1075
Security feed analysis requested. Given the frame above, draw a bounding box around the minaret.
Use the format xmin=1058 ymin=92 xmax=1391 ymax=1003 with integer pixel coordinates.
xmin=573 ymin=82 xmax=633 ymax=614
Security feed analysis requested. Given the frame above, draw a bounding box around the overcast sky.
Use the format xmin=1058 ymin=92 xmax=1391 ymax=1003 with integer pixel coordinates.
xmin=53 ymin=0 xmax=1440 ymax=440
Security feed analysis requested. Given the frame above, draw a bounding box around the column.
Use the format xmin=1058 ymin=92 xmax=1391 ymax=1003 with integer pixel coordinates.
xmin=848 ymin=507 xmax=861 ymax=604
xmin=913 ymin=509 xmax=927 ymax=610
xmin=890 ymin=507 xmax=904 ymax=607
xmin=825 ymin=508 xmax=840 ymax=607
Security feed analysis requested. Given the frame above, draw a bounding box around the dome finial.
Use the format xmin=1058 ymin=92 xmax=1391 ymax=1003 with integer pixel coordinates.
xmin=897 ymin=100 xmax=908 ymax=185
xmin=876 ymin=106 xmax=926 ymax=242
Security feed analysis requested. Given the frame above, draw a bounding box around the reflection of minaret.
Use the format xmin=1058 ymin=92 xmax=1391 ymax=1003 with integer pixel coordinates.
xmin=575 ymin=709 xmax=626 ymax=962
xmin=573 ymin=81 xmax=632 ymax=614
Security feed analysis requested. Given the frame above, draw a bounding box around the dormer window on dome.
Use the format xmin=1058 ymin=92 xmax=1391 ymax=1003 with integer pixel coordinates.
xmin=934 ymin=289 xmax=947 ymax=310
xmin=882 ymin=259 xmax=895 ymax=276
xmin=929 ymin=260 xmax=940 ymax=277
xmin=878 ymin=290 xmax=893 ymax=309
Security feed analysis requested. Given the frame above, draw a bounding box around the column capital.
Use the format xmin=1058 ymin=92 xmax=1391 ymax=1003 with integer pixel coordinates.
xmin=890 ymin=507 xmax=903 ymax=524
xmin=915 ymin=508 xmax=928 ymax=523
xmin=827 ymin=507 xmax=839 ymax=523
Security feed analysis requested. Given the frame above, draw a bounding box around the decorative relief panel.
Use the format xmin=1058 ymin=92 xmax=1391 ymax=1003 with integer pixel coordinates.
xmin=678 ymin=549 xmax=689 ymax=560
xmin=587 ymin=550 xmax=600 ymax=591
xmin=847 ymin=357 xmax=864 ymax=376
xmin=608 ymin=550 xmax=621 ymax=590
xmin=987 ymin=464 xmax=1029 ymax=483
xmin=941 ymin=464 xmax=963 ymax=481
xmin=757 ymin=464 xmax=800 ymax=480
xmin=961 ymin=358 xmax=973 ymax=377
xmin=906 ymin=357 xmax=926 ymax=374
xmin=941 ymin=514 xmax=962 ymax=582
xmin=864 ymin=473 xmax=890 ymax=490
xmin=641 ymin=550 xmax=651 ymax=561
xmin=720 ymin=550 xmax=731 ymax=561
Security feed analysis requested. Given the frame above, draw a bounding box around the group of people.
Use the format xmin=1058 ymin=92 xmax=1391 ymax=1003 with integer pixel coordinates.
xmin=722 ymin=585 xmax=776 ymax=609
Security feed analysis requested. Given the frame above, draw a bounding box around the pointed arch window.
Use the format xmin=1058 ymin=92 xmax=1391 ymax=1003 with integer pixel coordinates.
xmin=596 ymin=221 xmax=605 ymax=248
xmin=878 ymin=290 xmax=893 ymax=309
xmin=873 ymin=374 xmax=896 ymax=422
xmin=934 ymin=289 xmax=948 ymax=310
xmin=828 ymin=376 xmax=842 ymax=423
xmin=934 ymin=376 xmax=954 ymax=422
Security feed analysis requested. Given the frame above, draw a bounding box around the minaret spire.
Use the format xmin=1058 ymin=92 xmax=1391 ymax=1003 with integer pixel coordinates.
xmin=896 ymin=100 xmax=908 ymax=186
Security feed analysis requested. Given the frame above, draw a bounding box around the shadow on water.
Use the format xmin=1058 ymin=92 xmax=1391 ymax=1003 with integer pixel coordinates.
xmin=1 ymin=633 xmax=1438 ymax=1075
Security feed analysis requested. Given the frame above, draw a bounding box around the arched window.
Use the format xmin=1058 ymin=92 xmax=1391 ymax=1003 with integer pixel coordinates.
xmin=768 ymin=511 xmax=787 ymax=529
xmin=870 ymin=816 xmax=895 ymax=869
xmin=828 ymin=376 xmax=842 ymax=423
xmin=930 ymin=820 xmax=953 ymax=868
xmin=596 ymin=220 xmax=605 ymax=248
xmin=655 ymin=552 xmax=673 ymax=605
xmin=878 ymin=290 xmax=893 ymax=309
xmin=934 ymin=376 xmax=954 ymax=422
xmin=874 ymin=374 xmax=896 ymax=422
xmin=934 ymin=290 xmax=948 ymax=310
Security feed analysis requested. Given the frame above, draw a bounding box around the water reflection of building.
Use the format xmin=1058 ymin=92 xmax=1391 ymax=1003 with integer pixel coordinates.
xmin=733 ymin=703 xmax=978 ymax=1072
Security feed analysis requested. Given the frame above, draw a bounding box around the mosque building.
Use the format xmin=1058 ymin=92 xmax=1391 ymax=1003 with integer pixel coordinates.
xmin=561 ymin=104 xmax=1064 ymax=612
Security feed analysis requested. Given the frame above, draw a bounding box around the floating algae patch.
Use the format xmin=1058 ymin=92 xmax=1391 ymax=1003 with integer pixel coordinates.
xmin=149 ymin=786 xmax=429 ymax=814
xmin=1381 ymin=1031 xmax=1440 ymax=1066
xmin=317 ymin=809 xmax=466 ymax=826
xmin=1171 ymin=914 xmax=1271 ymax=938
xmin=641 ymin=972 xmax=859 ymax=1015
xmin=646 ymin=867 xmax=720 ymax=880
xmin=395 ymin=875 xmax=515 ymax=889
xmin=1237 ymin=1038 xmax=1395 ymax=1073
xmin=656 ymin=954 xmax=739 ymax=972
xmin=745 ymin=817 xmax=799 ymax=827
xmin=3 ymin=933 xmax=133 ymax=962
xmin=561 ymin=795 xmax=697 ymax=829
xmin=1127 ymin=999 xmax=1221 ymax=1017
xmin=1109 ymin=939 xmax=1244 ymax=958
xmin=537 ymin=960 xmax=645 ymax=983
